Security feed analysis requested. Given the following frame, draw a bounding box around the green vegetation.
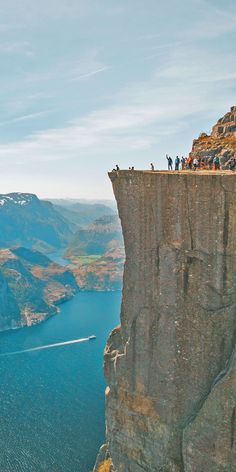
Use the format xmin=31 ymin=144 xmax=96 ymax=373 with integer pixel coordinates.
xmin=70 ymin=255 xmax=100 ymax=265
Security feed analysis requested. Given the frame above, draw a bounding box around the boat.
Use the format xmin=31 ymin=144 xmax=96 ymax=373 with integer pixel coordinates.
xmin=88 ymin=335 xmax=96 ymax=340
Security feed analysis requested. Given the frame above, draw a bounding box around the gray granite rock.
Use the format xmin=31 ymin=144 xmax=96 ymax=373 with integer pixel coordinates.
xmin=102 ymin=171 xmax=236 ymax=472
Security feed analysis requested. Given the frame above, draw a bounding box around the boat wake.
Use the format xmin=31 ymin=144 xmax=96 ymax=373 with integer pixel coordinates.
xmin=0 ymin=337 xmax=93 ymax=357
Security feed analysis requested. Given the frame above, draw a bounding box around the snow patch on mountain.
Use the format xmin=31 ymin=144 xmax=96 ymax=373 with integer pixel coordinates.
xmin=0 ymin=193 xmax=37 ymax=206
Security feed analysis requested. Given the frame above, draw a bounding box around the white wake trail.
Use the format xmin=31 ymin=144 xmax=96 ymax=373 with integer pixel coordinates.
xmin=0 ymin=337 xmax=91 ymax=357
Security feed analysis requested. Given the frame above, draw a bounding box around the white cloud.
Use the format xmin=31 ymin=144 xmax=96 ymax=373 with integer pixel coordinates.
xmin=0 ymin=57 xmax=230 ymax=166
xmin=70 ymin=66 xmax=110 ymax=82
xmin=0 ymin=0 xmax=89 ymax=21
xmin=0 ymin=110 xmax=52 ymax=126
xmin=24 ymin=50 xmax=109 ymax=85
xmin=0 ymin=0 xmax=235 ymax=198
xmin=0 ymin=22 xmax=24 ymax=33
xmin=0 ymin=11 xmax=234 ymax=172
xmin=0 ymin=40 xmax=33 ymax=56
xmin=184 ymin=0 xmax=236 ymax=39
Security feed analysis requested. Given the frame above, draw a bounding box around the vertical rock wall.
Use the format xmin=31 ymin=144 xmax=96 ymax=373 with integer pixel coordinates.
xmin=103 ymin=171 xmax=236 ymax=472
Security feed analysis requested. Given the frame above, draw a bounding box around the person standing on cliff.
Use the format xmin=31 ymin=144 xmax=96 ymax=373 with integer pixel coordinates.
xmin=229 ymin=157 xmax=236 ymax=171
xmin=213 ymin=156 xmax=220 ymax=170
xmin=187 ymin=156 xmax=193 ymax=170
xmin=180 ymin=156 xmax=185 ymax=170
xmin=208 ymin=156 xmax=213 ymax=170
xmin=193 ymin=158 xmax=199 ymax=170
xmin=175 ymin=156 xmax=180 ymax=171
xmin=150 ymin=163 xmax=154 ymax=171
xmin=166 ymin=155 xmax=173 ymax=170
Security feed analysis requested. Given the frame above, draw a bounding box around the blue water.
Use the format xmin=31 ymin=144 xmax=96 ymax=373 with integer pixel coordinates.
xmin=0 ymin=291 xmax=121 ymax=472
xmin=48 ymin=249 xmax=71 ymax=266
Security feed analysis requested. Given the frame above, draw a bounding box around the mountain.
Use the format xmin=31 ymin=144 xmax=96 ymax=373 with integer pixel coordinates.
xmin=189 ymin=105 xmax=236 ymax=167
xmin=69 ymin=247 xmax=125 ymax=291
xmin=49 ymin=199 xmax=115 ymax=228
xmin=0 ymin=193 xmax=73 ymax=253
xmin=0 ymin=247 xmax=78 ymax=332
xmin=65 ymin=214 xmax=124 ymax=291
xmin=65 ymin=214 xmax=123 ymax=257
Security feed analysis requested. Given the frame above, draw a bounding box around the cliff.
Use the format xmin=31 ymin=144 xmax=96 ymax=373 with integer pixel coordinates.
xmin=189 ymin=106 xmax=236 ymax=167
xmin=96 ymin=170 xmax=236 ymax=472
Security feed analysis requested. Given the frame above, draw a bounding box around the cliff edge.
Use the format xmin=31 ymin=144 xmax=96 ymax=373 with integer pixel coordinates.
xmin=96 ymin=171 xmax=236 ymax=472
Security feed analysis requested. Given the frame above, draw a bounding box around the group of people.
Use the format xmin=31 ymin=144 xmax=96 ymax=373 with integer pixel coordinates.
xmin=112 ymin=155 xmax=236 ymax=173
xmin=165 ymin=154 xmax=236 ymax=171
xmin=112 ymin=164 xmax=134 ymax=171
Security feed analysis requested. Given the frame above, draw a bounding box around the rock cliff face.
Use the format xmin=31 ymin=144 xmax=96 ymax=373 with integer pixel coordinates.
xmin=97 ymin=171 xmax=236 ymax=472
xmin=190 ymin=106 xmax=236 ymax=167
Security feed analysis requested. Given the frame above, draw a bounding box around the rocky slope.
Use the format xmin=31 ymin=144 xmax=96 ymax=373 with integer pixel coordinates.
xmin=0 ymin=247 xmax=78 ymax=332
xmin=69 ymin=246 xmax=125 ymax=291
xmin=0 ymin=193 xmax=73 ymax=252
xmin=189 ymin=105 xmax=236 ymax=167
xmin=66 ymin=215 xmax=124 ymax=290
xmin=95 ymin=170 xmax=236 ymax=472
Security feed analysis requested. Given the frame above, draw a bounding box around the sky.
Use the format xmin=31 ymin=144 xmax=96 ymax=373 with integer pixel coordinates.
xmin=0 ymin=0 xmax=235 ymax=199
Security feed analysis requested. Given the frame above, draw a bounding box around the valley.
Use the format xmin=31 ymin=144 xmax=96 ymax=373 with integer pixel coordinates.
xmin=0 ymin=194 xmax=124 ymax=332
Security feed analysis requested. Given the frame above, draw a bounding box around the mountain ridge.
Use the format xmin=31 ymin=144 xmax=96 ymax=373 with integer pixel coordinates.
xmin=0 ymin=192 xmax=73 ymax=253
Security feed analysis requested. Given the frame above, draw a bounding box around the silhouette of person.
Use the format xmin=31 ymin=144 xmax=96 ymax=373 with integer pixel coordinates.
xmin=175 ymin=156 xmax=180 ymax=171
xmin=166 ymin=155 xmax=173 ymax=170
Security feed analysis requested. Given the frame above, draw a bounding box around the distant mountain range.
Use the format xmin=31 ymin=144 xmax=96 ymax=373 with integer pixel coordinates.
xmin=49 ymin=199 xmax=115 ymax=228
xmin=0 ymin=194 xmax=117 ymax=254
xmin=65 ymin=215 xmax=125 ymax=291
xmin=49 ymin=198 xmax=117 ymax=210
xmin=0 ymin=247 xmax=78 ymax=332
xmin=65 ymin=214 xmax=123 ymax=257
xmin=0 ymin=193 xmax=73 ymax=253
xmin=0 ymin=193 xmax=124 ymax=325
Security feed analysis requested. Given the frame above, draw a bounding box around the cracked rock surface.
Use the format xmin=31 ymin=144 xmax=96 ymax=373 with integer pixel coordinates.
xmin=97 ymin=171 xmax=236 ymax=472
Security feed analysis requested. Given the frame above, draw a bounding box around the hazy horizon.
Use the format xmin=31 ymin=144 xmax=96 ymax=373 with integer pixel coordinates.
xmin=0 ymin=0 xmax=235 ymax=198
